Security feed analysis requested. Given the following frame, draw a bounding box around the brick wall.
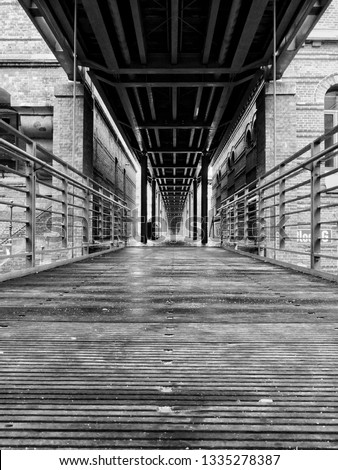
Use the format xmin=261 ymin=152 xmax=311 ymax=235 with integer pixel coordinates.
xmin=0 ymin=0 xmax=139 ymax=257
xmin=0 ymin=0 xmax=55 ymax=60
xmin=212 ymin=0 xmax=338 ymax=272
xmin=93 ymin=106 xmax=137 ymax=208
xmin=262 ymin=82 xmax=298 ymax=172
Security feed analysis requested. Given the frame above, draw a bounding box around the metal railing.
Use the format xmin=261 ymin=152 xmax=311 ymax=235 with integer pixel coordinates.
xmin=219 ymin=125 xmax=338 ymax=277
xmin=0 ymin=120 xmax=129 ymax=276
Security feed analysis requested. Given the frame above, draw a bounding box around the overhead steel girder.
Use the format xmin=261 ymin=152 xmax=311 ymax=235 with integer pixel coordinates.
xmin=19 ymin=0 xmax=333 ymax=215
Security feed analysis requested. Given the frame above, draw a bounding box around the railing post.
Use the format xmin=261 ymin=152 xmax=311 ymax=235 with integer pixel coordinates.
xmin=61 ymin=177 xmax=69 ymax=250
xmin=225 ymin=206 xmax=230 ymax=244
xmin=311 ymin=141 xmax=321 ymax=270
xmin=110 ymin=196 xmax=115 ymax=246
xmin=220 ymin=208 xmax=224 ymax=246
xmin=99 ymin=187 xmax=104 ymax=244
xmin=279 ymin=164 xmax=286 ymax=250
xmin=243 ymin=188 xmax=249 ymax=245
xmin=25 ymin=160 xmax=36 ymax=268
xmin=233 ymin=194 xmax=239 ymax=248
xmin=82 ymin=179 xmax=90 ymax=255
xmin=257 ymin=179 xmax=265 ymax=257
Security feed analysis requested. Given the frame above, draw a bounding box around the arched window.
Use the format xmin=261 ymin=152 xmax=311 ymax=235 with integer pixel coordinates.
xmin=246 ymin=129 xmax=252 ymax=148
xmin=324 ymin=86 xmax=338 ymax=167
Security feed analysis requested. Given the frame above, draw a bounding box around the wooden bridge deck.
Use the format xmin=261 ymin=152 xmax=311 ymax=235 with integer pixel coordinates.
xmin=0 ymin=246 xmax=338 ymax=449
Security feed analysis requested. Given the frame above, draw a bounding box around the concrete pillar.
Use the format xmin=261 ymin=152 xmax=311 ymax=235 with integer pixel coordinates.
xmin=141 ymin=155 xmax=148 ymax=244
xmin=201 ymin=153 xmax=208 ymax=245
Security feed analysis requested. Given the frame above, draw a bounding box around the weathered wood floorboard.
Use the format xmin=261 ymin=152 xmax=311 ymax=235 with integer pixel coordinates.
xmin=0 ymin=246 xmax=338 ymax=449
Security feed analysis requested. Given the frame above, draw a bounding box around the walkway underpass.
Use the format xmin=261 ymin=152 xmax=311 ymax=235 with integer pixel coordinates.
xmin=1 ymin=246 xmax=338 ymax=449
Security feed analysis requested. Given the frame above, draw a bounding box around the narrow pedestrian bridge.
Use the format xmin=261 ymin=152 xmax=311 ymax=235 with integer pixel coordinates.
xmin=1 ymin=246 xmax=338 ymax=449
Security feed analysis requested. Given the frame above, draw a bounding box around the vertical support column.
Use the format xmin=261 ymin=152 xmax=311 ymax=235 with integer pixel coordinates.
xmin=141 ymin=154 xmax=148 ymax=244
xmin=157 ymin=190 xmax=161 ymax=237
xmin=188 ymin=191 xmax=191 ymax=239
xmin=193 ymin=177 xmax=198 ymax=240
xmin=279 ymin=164 xmax=286 ymax=250
xmin=123 ymin=168 xmax=127 ymax=245
xmin=311 ymin=141 xmax=321 ymax=270
xmin=201 ymin=153 xmax=208 ymax=245
xmin=151 ymin=178 xmax=156 ymax=240
xmin=25 ymin=160 xmax=36 ymax=268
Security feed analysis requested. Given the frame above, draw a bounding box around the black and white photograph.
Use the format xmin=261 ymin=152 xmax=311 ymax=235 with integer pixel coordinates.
xmin=0 ymin=0 xmax=337 ymax=468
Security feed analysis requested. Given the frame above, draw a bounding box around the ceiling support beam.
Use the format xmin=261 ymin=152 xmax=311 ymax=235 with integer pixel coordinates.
xmin=171 ymin=0 xmax=179 ymax=65
xmin=206 ymin=87 xmax=231 ymax=151
xmin=117 ymin=86 xmax=144 ymax=151
xmin=147 ymin=150 xmax=203 ymax=154
xmin=146 ymin=86 xmax=160 ymax=148
xmin=152 ymin=166 xmax=198 ymax=170
xmin=203 ymin=0 xmax=221 ymax=64
xmin=23 ymin=0 xmax=82 ymax=78
xmin=275 ymin=0 xmax=332 ymax=77
xmin=231 ymin=0 xmax=270 ymax=70
xmin=133 ymin=88 xmax=145 ymax=121
xmin=96 ymin=80 xmax=234 ymax=88
xmin=81 ymin=0 xmax=119 ymax=69
xmin=197 ymin=129 xmax=204 ymax=148
xmin=193 ymin=87 xmax=203 ymax=120
xmin=218 ymin=0 xmax=242 ymax=65
xmin=205 ymin=87 xmax=216 ymax=121
xmin=108 ymin=0 xmax=130 ymax=64
xmin=172 ymin=87 xmax=178 ymax=120
xmin=130 ymin=0 xmax=147 ymax=64
xmin=146 ymin=86 xmax=157 ymax=120
xmin=154 ymin=129 xmax=161 ymax=148
xmin=85 ymin=61 xmax=256 ymax=74
xmin=153 ymin=177 xmax=195 ymax=180
xmin=189 ymin=129 xmax=195 ymax=148
xmin=138 ymin=124 xmax=211 ymax=130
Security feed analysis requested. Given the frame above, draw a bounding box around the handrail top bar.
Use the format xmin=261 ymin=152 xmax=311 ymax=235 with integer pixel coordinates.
xmin=220 ymin=128 xmax=338 ymax=211
xmin=0 ymin=120 xmax=127 ymax=207
xmin=0 ymin=139 xmax=129 ymax=211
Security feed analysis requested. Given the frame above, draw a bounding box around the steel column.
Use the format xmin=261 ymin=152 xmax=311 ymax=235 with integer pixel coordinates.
xmin=151 ymin=178 xmax=156 ymax=240
xmin=201 ymin=153 xmax=208 ymax=245
xmin=141 ymin=154 xmax=148 ymax=243
xmin=188 ymin=191 xmax=191 ymax=239
xmin=193 ymin=178 xmax=198 ymax=240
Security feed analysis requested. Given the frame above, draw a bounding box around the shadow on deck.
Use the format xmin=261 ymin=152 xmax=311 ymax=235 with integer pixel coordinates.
xmin=0 ymin=247 xmax=338 ymax=449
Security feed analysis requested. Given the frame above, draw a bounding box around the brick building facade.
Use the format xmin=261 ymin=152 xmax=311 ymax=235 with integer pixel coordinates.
xmin=210 ymin=0 xmax=338 ymax=270
xmin=0 ymin=0 xmax=139 ymax=257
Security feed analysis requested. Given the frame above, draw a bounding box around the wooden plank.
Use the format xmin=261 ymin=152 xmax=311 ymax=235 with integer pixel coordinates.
xmin=0 ymin=247 xmax=338 ymax=449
